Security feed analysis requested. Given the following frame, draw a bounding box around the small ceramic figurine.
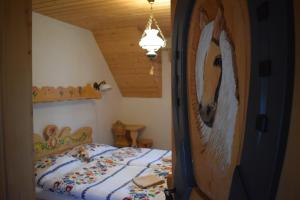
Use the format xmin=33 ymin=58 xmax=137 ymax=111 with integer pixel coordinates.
xmin=76 ymin=146 xmax=90 ymax=162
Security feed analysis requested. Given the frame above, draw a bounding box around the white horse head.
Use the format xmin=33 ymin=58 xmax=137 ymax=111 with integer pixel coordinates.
xmin=196 ymin=8 xmax=239 ymax=168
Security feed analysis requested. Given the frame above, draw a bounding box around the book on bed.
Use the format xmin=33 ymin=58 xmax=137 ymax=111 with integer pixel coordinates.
xmin=133 ymin=175 xmax=165 ymax=189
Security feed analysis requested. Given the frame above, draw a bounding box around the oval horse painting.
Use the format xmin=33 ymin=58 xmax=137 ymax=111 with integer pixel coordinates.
xmin=187 ymin=1 xmax=250 ymax=199
xmin=196 ymin=7 xmax=239 ymax=169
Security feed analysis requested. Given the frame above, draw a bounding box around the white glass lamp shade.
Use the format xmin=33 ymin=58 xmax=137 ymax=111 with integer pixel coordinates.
xmin=139 ymin=29 xmax=166 ymax=56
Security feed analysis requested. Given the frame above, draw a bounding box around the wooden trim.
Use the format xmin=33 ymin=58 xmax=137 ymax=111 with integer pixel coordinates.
xmin=32 ymin=84 xmax=101 ymax=103
xmin=0 ymin=0 xmax=35 ymax=199
xmin=0 ymin=0 xmax=7 ymax=195
xmin=0 ymin=0 xmax=7 ymax=198
xmin=0 ymin=99 xmax=6 ymax=200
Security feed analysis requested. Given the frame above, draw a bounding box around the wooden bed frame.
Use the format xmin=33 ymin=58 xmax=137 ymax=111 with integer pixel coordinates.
xmin=33 ymin=125 xmax=93 ymax=161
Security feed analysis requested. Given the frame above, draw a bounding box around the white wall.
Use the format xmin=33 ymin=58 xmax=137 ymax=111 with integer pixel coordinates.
xmin=33 ymin=12 xmax=172 ymax=150
xmin=32 ymin=12 xmax=122 ymax=144
xmin=119 ymin=51 xmax=172 ymax=150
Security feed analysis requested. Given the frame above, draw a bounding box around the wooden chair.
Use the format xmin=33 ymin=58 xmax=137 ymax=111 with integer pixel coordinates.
xmin=112 ymin=120 xmax=130 ymax=147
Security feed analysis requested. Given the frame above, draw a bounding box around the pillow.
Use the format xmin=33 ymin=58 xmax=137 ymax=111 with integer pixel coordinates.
xmin=69 ymin=143 xmax=117 ymax=162
xmin=34 ymin=152 xmax=81 ymax=185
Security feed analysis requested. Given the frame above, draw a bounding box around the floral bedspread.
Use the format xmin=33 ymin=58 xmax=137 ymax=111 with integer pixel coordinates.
xmin=39 ymin=158 xmax=170 ymax=200
xmin=35 ymin=145 xmax=172 ymax=200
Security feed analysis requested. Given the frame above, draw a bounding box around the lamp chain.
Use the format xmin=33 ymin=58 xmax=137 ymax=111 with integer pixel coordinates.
xmin=149 ymin=0 xmax=166 ymax=45
xmin=150 ymin=2 xmax=153 ymax=13
xmin=140 ymin=1 xmax=166 ymax=44
xmin=153 ymin=17 xmax=166 ymax=42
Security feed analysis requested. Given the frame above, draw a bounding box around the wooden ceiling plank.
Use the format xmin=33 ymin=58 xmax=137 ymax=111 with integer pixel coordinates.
xmin=33 ymin=0 xmax=136 ymax=10
xmin=32 ymin=0 xmax=170 ymax=97
xmin=42 ymin=9 xmax=169 ymax=23
xmin=33 ymin=0 xmax=169 ymax=16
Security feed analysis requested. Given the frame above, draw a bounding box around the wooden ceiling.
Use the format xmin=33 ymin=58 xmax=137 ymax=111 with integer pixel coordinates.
xmin=32 ymin=0 xmax=171 ymax=97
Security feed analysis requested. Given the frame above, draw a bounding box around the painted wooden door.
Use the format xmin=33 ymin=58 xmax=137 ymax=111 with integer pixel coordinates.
xmin=172 ymin=0 xmax=294 ymax=199
xmin=187 ymin=1 xmax=250 ymax=199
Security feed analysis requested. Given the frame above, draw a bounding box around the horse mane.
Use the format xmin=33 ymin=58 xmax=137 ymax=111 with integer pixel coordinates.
xmin=195 ymin=21 xmax=239 ymax=169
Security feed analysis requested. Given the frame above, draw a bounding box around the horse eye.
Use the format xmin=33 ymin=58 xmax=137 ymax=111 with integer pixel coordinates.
xmin=214 ymin=55 xmax=222 ymax=67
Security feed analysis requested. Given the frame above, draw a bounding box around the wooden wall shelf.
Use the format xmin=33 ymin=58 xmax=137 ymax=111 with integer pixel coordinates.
xmin=32 ymin=84 xmax=101 ymax=103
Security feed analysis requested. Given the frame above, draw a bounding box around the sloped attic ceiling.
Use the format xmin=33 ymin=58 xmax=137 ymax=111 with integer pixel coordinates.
xmin=32 ymin=0 xmax=171 ymax=98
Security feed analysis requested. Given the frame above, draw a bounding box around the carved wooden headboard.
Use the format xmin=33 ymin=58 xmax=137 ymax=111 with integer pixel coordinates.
xmin=33 ymin=125 xmax=93 ymax=161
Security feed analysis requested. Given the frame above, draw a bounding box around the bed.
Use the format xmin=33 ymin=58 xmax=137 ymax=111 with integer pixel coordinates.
xmin=34 ymin=125 xmax=172 ymax=200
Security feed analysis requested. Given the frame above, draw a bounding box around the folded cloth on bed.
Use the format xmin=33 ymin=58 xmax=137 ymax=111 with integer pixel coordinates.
xmin=39 ymin=157 xmax=169 ymax=200
xmin=133 ymin=175 xmax=165 ymax=189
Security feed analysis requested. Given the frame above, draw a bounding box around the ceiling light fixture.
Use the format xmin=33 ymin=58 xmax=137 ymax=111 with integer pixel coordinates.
xmin=139 ymin=0 xmax=166 ymax=59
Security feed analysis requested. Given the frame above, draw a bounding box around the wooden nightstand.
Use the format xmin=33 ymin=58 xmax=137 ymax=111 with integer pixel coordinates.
xmin=112 ymin=121 xmax=149 ymax=148
xmin=125 ymin=124 xmax=145 ymax=147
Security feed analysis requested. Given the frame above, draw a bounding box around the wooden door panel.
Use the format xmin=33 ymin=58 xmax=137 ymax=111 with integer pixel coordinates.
xmin=0 ymin=0 xmax=34 ymax=199
xmin=173 ymin=0 xmax=294 ymax=199
xmin=186 ymin=0 xmax=250 ymax=199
